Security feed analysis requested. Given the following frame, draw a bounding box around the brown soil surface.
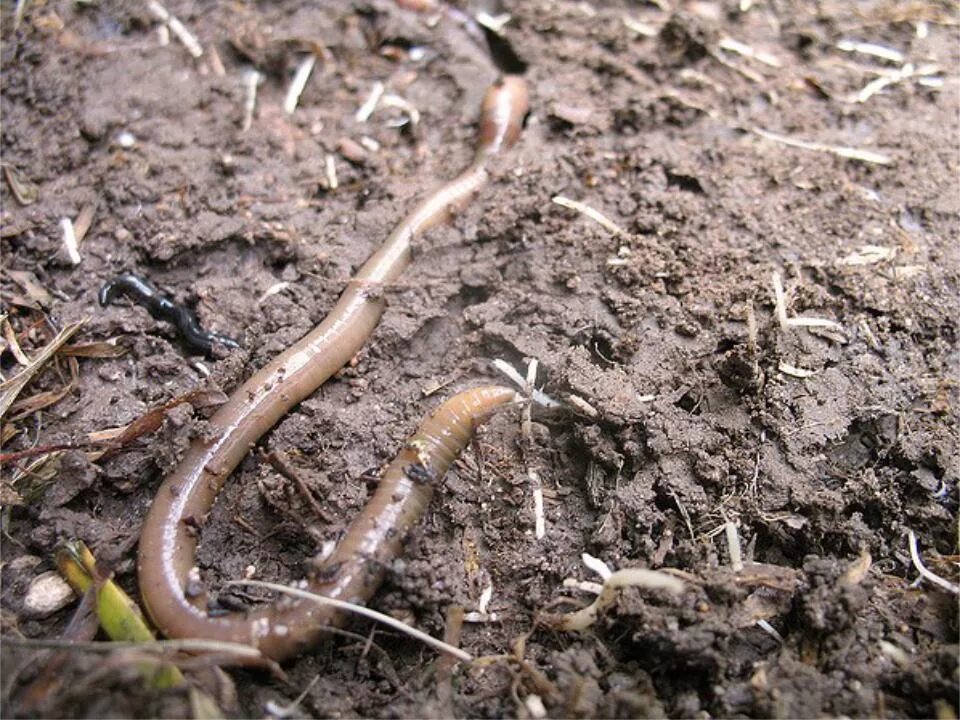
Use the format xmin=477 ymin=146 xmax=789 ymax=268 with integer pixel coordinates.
xmin=2 ymin=1 xmax=958 ymax=718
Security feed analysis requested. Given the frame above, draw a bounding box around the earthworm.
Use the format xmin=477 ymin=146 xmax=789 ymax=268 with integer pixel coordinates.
xmin=142 ymin=385 xmax=518 ymax=660
xmin=99 ymin=273 xmax=239 ymax=356
xmin=137 ymin=76 xmax=529 ymax=661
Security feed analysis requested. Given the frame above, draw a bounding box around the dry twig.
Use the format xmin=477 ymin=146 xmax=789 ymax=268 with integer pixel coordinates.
xmin=0 ymin=320 xmax=84 ymax=419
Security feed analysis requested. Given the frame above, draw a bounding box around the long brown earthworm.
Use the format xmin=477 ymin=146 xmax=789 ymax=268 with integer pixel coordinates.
xmin=137 ymin=75 xmax=529 ymax=662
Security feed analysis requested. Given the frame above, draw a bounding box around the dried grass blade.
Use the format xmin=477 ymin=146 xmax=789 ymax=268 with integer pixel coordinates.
xmin=0 ymin=320 xmax=85 ymax=419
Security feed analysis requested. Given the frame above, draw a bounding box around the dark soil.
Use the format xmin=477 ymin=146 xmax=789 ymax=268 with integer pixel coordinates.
xmin=2 ymin=1 xmax=958 ymax=718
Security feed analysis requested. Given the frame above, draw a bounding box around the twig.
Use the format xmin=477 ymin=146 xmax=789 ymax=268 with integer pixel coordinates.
xmin=283 ymin=54 xmax=317 ymax=115
xmin=73 ymin=203 xmax=96 ymax=244
xmin=0 ymin=442 xmax=101 ymax=464
xmin=751 ymin=127 xmax=892 ymax=165
xmin=0 ymin=320 xmax=84 ymax=418
xmin=907 ymin=530 xmax=959 ymax=595
xmin=436 ymin=606 xmax=464 ymax=715
xmin=227 ymin=580 xmax=473 ymax=661
xmin=2 ymin=318 xmax=30 ymax=366
xmin=669 ymin=490 xmax=695 ymax=541
xmin=206 ymin=44 xmax=226 ymax=76
xmin=264 ymin=450 xmax=333 ymax=523
xmin=552 ymin=195 xmax=629 ymax=238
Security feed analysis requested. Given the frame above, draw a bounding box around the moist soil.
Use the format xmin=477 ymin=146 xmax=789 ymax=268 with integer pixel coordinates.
xmin=1 ymin=1 xmax=958 ymax=718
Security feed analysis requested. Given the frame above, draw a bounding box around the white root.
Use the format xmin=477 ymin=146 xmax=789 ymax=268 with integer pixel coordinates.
xmin=581 ymin=552 xmax=613 ymax=580
xmin=147 ymin=1 xmax=203 ymax=59
xmin=778 ymin=362 xmax=817 ymax=378
xmin=756 ymin=619 xmax=784 ymax=643
xmin=552 ymin=195 xmax=629 ymax=238
xmin=907 ymin=530 xmax=959 ymax=595
xmin=838 ymin=245 xmax=896 ymax=266
xmin=60 ymin=218 xmax=80 ymax=265
xmin=355 ymin=82 xmax=385 ymax=123
xmin=524 ymin=359 xmax=546 ymax=540
xmin=850 ymin=63 xmax=942 ymax=104
xmin=491 ymin=359 xmax=560 ymax=408
xmin=381 ymin=94 xmax=421 ymax=128
xmin=567 ymin=393 xmax=599 ymax=418
xmin=836 ymin=39 xmax=904 ymax=64
xmin=324 ymin=154 xmax=339 ymax=191
xmin=718 ymin=36 xmax=782 ymax=67
xmin=725 ymin=521 xmax=744 ymax=572
xmin=772 ymin=272 xmax=846 ymax=334
xmin=550 ymin=568 xmax=684 ymax=631
xmin=241 ymin=69 xmax=262 ymax=132
xmin=283 ymin=55 xmax=317 ymax=115
xmin=751 ymin=127 xmax=892 ymax=165
xmin=228 ymin=580 xmax=472 ymax=660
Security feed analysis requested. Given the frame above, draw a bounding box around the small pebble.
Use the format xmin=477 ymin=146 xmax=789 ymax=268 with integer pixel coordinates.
xmin=6 ymin=555 xmax=42 ymax=574
xmin=338 ymin=137 xmax=368 ymax=165
xmin=23 ymin=571 xmax=75 ymax=618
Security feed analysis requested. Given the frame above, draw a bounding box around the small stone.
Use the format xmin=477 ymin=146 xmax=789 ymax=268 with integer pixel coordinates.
xmin=338 ymin=137 xmax=368 ymax=165
xmin=6 ymin=555 xmax=42 ymax=574
xmin=23 ymin=571 xmax=75 ymax=618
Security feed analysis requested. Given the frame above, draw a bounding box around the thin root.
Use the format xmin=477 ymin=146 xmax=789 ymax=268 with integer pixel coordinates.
xmin=907 ymin=530 xmax=960 ymax=595
xmin=752 ymin=127 xmax=892 ymax=165
xmin=544 ymin=568 xmax=684 ymax=631
xmin=226 ymin=580 xmax=473 ymax=661
xmin=283 ymin=54 xmax=317 ymax=115
xmin=772 ymin=272 xmax=846 ymax=335
xmin=552 ymin=195 xmax=629 ymax=238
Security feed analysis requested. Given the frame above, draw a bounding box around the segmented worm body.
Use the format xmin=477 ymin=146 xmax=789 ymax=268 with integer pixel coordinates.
xmin=99 ymin=273 xmax=239 ymax=356
xmin=137 ymin=76 xmax=529 ymax=661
